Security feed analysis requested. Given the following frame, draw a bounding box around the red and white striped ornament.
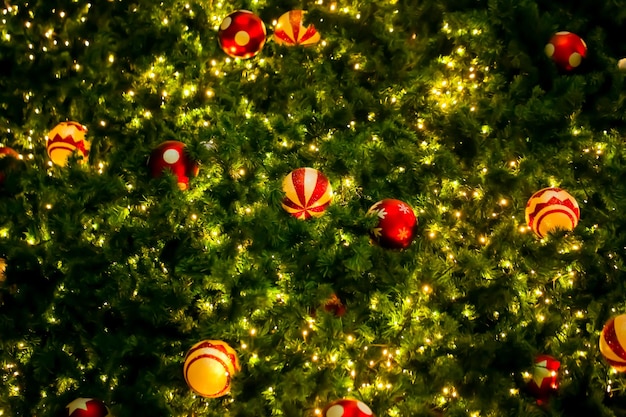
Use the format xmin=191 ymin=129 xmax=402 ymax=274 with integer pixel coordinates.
xmin=322 ymin=398 xmax=375 ymax=417
xmin=218 ymin=10 xmax=266 ymax=59
xmin=367 ymin=199 xmax=417 ymax=249
xmin=183 ymin=340 xmax=240 ymax=398
xmin=64 ymin=398 xmax=112 ymax=417
xmin=281 ymin=167 xmax=332 ymax=219
xmin=273 ymin=10 xmax=321 ymax=46
xmin=600 ymin=314 xmax=626 ymax=372
xmin=46 ymin=121 xmax=90 ymax=166
xmin=525 ymin=187 xmax=580 ymax=238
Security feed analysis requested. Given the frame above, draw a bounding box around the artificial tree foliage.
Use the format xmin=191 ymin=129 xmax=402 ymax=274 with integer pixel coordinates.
xmin=1 ymin=0 xmax=626 ymax=416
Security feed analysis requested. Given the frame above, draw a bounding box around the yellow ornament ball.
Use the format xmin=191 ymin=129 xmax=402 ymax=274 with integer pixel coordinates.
xmin=46 ymin=121 xmax=90 ymax=166
xmin=525 ymin=187 xmax=580 ymax=238
xmin=183 ymin=340 xmax=240 ymax=398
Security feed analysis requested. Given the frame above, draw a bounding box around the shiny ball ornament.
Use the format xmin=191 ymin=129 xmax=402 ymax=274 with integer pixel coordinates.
xmin=324 ymin=293 xmax=347 ymax=317
xmin=600 ymin=314 xmax=626 ymax=371
xmin=64 ymin=398 xmax=112 ymax=417
xmin=282 ymin=167 xmax=332 ymax=219
xmin=527 ymin=354 xmax=560 ymax=404
xmin=218 ymin=10 xmax=266 ymax=58
xmin=148 ymin=141 xmax=199 ymax=190
xmin=367 ymin=199 xmax=418 ymax=249
xmin=183 ymin=340 xmax=240 ymax=398
xmin=0 ymin=146 xmax=20 ymax=185
xmin=274 ymin=10 xmax=321 ymax=46
xmin=322 ymin=398 xmax=375 ymax=417
xmin=46 ymin=121 xmax=90 ymax=166
xmin=545 ymin=31 xmax=587 ymax=71
xmin=525 ymin=187 xmax=580 ymax=238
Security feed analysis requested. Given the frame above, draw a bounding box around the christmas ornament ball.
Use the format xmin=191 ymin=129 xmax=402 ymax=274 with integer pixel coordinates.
xmin=527 ymin=354 xmax=560 ymax=403
xmin=324 ymin=293 xmax=347 ymax=317
xmin=282 ymin=167 xmax=332 ymax=219
xmin=322 ymin=398 xmax=375 ymax=417
xmin=218 ymin=10 xmax=266 ymax=59
xmin=63 ymin=397 xmax=112 ymax=417
xmin=183 ymin=340 xmax=240 ymax=398
xmin=46 ymin=121 xmax=90 ymax=166
xmin=367 ymin=199 xmax=418 ymax=249
xmin=545 ymin=31 xmax=587 ymax=71
xmin=525 ymin=187 xmax=580 ymax=238
xmin=274 ymin=10 xmax=321 ymax=46
xmin=148 ymin=141 xmax=199 ymax=190
xmin=600 ymin=314 xmax=626 ymax=371
xmin=0 ymin=146 xmax=20 ymax=184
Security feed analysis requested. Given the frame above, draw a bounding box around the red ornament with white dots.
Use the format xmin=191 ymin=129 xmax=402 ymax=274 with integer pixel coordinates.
xmin=322 ymin=398 xmax=375 ymax=417
xmin=218 ymin=10 xmax=266 ymax=59
xmin=545 ymin=31 xmax=587 ymax=71
xmin=367 ymin=199 xmax=418 ymax=249
xmin=148 ymin=141 xmax=199 ymax=190
xmin=64 ymin=398 xmax=112 ymax=417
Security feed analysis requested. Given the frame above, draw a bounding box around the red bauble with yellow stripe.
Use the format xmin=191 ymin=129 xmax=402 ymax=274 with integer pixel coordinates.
xmin=282 ymin=167 xmax=332 ymax=219
xmin=274 ymin=10 xmax=321 ymax=47
xmin=46 ymin=121 xmax=90 ymax=166
xmin=183 ymin=340 xmax=240 ymax=398
xmin=600 ymin=314 xmax=626 ymax=372
xmin=525 ymin=187 xmax=580 ymax=238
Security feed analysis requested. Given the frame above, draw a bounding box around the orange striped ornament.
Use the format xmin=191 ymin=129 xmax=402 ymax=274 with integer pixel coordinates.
xmin=183 ymin=340 xmax=240 ymax=398
xmin=282 ymin=167 xmax=332 ymax=219
xmin=600 ymin=315 xmax=626 ymax=372
xmin=46 ymin=121 xmax=90 ymax=166
xmin=525 ymin=187 xmax=579 ymax=238
xmin=273 ymin=10 xmax=321 ymax=46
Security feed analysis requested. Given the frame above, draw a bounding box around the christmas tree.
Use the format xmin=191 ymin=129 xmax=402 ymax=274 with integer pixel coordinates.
xmin=2 ymin=0 xmax=626 ymax=416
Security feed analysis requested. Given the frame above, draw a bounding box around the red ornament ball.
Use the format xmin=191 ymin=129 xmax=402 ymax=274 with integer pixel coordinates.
xmin=324 ymin=293 xmax=347 ymax=317
xmin=367 ymin=199 xmax=417 ymax=249
xmin=545 ymin=31 xmax=587 ymax=71
xmin=322 ymin=399 xmax=375 ymax=417
xmin=218 ymin=10 xmax=266 ymax=59
xmin=274 ymin=10 xmax=321 ymax=46
xmin=0 ymin=146 xmax=20 ymax=185
xmin=525 ymin=187 xmax=580 ymax=238
xmin=600 ymin=314 xmax=626 ymax=372
xmin=527 ymin=354 xmax=560 ymax=403
xmin=282 ymin=167 xmax=332 ymax=219
xmin=148 ymin=141 xmax=199 ymax=190
xmin=64 ymin=398 xmax=112 ymax=417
